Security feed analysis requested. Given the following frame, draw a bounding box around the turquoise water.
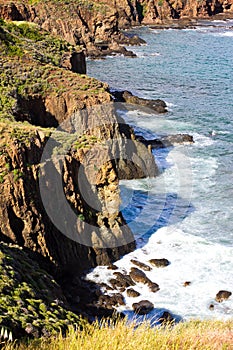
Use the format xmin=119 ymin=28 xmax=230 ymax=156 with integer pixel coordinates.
xmin=87 ymin=21 xmax=233 ymax=320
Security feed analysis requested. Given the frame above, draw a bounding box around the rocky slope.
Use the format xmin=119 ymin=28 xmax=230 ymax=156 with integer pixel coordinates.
xmin=0 ymin=242 xmax=82 ymax=339
xmin=0 ymin=0 xmax=232 ymax=58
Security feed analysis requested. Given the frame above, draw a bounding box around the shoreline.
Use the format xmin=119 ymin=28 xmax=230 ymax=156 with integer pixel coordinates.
xmin=85 ymin=22 xmax=233 ymax=323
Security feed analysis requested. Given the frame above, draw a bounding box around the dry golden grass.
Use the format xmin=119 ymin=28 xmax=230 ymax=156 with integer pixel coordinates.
xmin=3 ymin=318 xmax=233 ymax=350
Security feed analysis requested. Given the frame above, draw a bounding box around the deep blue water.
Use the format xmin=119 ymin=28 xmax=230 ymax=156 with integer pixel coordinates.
xmin=86 ymin=21 xmax=233 ymax=320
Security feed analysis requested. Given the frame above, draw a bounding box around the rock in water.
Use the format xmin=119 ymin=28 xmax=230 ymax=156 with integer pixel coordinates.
xmin=129 ymin=267 xmax=160 ymax=292
xmin=183 ymin=281 xmax=191 ymax=287
xmin=129 ymin=267 xmax=150 ymax=284
xmin=132 ymin=300 xmax=154 ymax=315
xmin=126 ymin=288 xmax=140 ymax=298
xmin=130 ymin=259 xmax=152 ymax=271
xmin=149 ymin=258 xmax=170 ymax=267
xmin=215 ymin=290 xmax=232 ymax=302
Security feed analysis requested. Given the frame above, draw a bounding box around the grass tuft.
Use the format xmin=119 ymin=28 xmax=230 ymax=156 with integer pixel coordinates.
xmin=2 ymin=318 xmax=233 ymax=350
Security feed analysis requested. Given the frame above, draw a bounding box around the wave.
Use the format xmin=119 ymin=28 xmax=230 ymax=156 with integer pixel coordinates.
xmin=86 ymin=226 xmax=233 ymax=322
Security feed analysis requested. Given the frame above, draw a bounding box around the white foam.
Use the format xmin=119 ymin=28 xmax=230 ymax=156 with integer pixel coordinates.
xmin=212 ymin=31 xmax=233 ymax=37
xmin=192 ymin=132 xmax=215 ymax=147
xmin=86 ymin=227 xmax=233 ymax=321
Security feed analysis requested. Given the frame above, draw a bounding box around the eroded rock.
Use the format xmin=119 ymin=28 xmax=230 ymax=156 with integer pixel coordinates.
xmin=112 ymin=271 xmax=136 ymax=288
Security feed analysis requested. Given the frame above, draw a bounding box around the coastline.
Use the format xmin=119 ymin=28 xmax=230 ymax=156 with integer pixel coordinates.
xmin=0 ymin=1 xmax=233 ymax=343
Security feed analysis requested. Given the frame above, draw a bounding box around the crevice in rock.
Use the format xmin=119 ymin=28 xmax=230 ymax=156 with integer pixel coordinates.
xmin=7 ymin=205 xmax=25 ymax=246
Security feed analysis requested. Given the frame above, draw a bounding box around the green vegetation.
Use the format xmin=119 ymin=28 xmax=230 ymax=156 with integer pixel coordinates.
xmin=0 ymin=20 xmax=74 ymax=65
xmin=2 ymin=318 xmax=233 ymax=349
xmin=0 ymin=243 xmax=83 ymax=341
xmin=26 ymin=0 xmax=111 ymax=14
xmin=0 ymin=17 xmax=109 ymax=124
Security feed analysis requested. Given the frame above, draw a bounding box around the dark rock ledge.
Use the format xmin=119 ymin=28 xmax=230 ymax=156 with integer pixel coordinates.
xmin=112 ymin=90 xmax=167 ymax=114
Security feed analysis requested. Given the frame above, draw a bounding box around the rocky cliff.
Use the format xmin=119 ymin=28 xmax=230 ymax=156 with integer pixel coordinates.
xmin=0 ymin=0 xmax=232 ymax=58
xmin=0 ymin=19 xmax=158 ymax=283
xmin=114 ymin=0 xmax=233 ymax=25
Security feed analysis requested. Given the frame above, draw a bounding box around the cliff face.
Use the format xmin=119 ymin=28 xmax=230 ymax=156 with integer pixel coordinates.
xmin=0 ymin=0 xmax=232 ymax=58
xmin=113 ymin=0 xmax=233 ymax=25
xmin=0 ymin=20 xmax=157 ymax=279
xmin=0 ymin=0 xmax=140 ymax=57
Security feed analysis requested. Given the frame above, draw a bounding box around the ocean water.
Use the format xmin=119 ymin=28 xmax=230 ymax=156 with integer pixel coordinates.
xmin=86 ymin=21 xmax=233 ymax=321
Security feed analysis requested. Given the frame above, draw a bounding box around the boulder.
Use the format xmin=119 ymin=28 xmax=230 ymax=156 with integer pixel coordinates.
xmin=99 ymin=283 xmax=114 ymax=291
xmin=215 ymin=290 xmax=232 ymax=303
xmin=130 ymin=259 xmax=152 ymax=271
xmin=132 ymin=300 xmax=154 ymax=315
xmin=129 ymin=267 xmax=150 ymax=284
xmin=149 ymin=258 xmax=170 ymax=268
xmin=129 ymin=267 xmax=160 ymax=293
xmin=126 ymin=288 xmax=140 ymax=298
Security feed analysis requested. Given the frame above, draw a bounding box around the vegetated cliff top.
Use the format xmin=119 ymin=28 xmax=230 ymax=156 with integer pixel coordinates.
xmin=0 ymin=19 xmax=111 ymax=125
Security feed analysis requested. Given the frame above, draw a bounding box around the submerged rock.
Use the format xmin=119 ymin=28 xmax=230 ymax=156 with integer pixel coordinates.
xmin=132 ymin=300 xmax=154 ymax=315
xmin=215 ymin=290 xmax=232 ymax=303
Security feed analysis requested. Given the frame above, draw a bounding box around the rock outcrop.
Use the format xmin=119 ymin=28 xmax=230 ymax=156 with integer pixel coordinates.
xmin=114 ymin=0 xmax=233 ymax=25
xmin=0 ymin=19 xmax=158 ymax=282
xmin=112 ymin=90 xmax=167 ymax=114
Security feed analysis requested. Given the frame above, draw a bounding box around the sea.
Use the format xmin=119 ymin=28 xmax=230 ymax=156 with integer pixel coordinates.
xmin=86 ymin=19 xmax=233 ymax=323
